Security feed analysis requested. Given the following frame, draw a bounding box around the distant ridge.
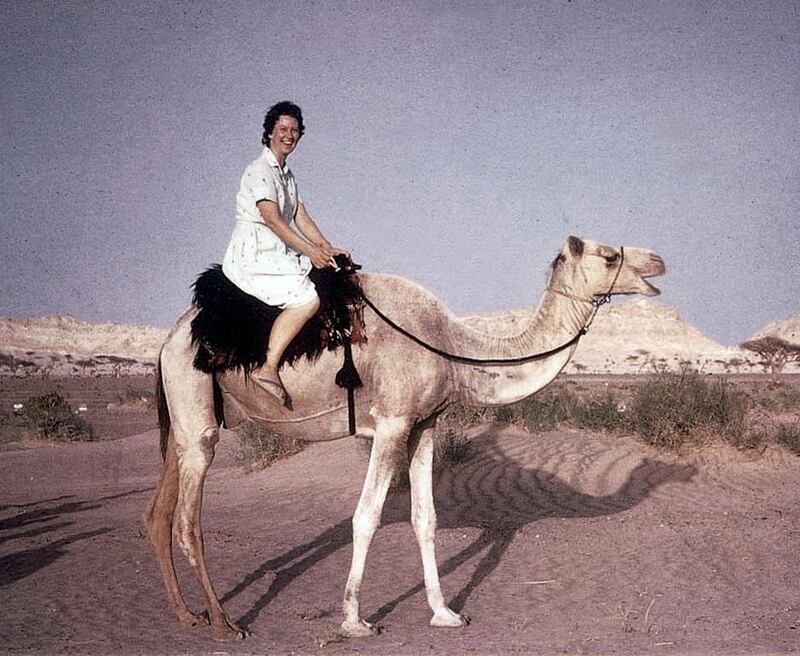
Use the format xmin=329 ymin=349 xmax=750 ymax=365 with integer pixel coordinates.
xmin=0 ymin=315 xmax=167 ymax=360
xmin=1 ymin=305 xmax=798 ymax=376
xmin=752 ymin=315 xmax=800 ymax=343
xmin=464 ymin=300 xmax=800 ymax=374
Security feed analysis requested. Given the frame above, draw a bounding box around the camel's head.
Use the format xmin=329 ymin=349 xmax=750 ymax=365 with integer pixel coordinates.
xmin=551 ymin=236 xmax=665 ymax=300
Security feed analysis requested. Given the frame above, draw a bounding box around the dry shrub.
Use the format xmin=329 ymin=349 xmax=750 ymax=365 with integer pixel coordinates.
xmin=236 ymin=421 xmax=304 ymax=472
xmin=749 ymin=384 xmax=800 ymax=414
xmin=501 ymin=383 xmax=580 ymax=432
xmin=358 ymin=406 xmax=479 ymax=493
xmin=113 ymin=386 xmax=154 ymax=407
xmin=775 ymin=423 xmax=800 ymax=455
xmin=574 ymin=391 xmax=626 ymax=432
xmin=624 ymin=370 xmax=747 ymax=449
xmin=22 ymin=391 xmax=95 ymax=441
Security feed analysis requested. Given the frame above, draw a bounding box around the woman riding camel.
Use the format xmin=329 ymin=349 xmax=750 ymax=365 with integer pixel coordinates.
xmin=221 ymin=101 xmax=347 ymax=405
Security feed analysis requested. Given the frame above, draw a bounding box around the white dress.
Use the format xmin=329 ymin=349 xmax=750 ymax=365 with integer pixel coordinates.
xmin=221 ymin=148 xmax=318 ymax=308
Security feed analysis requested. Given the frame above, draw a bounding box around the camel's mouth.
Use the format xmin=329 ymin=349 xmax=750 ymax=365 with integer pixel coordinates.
xmin=638 ymin=256 xmax=666 ymax=296
xmin=641 ymin=278 xmax=661 ymax=296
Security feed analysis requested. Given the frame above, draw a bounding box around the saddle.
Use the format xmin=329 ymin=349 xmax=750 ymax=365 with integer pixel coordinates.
xmin=190 ymin=255 xmax=366 ymax=390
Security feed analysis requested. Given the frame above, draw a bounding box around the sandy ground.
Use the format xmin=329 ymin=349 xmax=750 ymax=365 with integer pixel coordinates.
xmin=1 ymin=380 xmax=800 ymax=655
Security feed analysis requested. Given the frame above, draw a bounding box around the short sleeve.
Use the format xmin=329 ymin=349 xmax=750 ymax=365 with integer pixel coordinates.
xmin=248 ymin=163 xmax=278 ymax=206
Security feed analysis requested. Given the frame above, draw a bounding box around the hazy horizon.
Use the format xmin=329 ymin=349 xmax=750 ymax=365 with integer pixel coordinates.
xmin=2 ymin=1 xmax=798 ymax=347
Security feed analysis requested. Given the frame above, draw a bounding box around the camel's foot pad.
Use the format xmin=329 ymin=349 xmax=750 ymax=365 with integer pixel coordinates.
xmin=341 ymin=618 xmax=382 ymax=637
xmin=210 ymin=616 xmax=249 ymax=641
xmin=430 ymin=607 xmax=470 ymax=628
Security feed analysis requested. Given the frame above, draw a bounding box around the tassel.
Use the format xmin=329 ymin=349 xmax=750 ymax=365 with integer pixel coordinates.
xmin=336 ymin=337 xmax=362 ymax=435
xmin=335 ymin=338 xmax=363 ymax=389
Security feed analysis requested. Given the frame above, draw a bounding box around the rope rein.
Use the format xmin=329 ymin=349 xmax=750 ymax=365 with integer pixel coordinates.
xmin=358 ymin=246 xmax=625 ymax=367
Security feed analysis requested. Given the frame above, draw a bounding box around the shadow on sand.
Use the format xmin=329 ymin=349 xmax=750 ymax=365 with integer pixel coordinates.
xmin=0 ymin=487 xmax=152 ymax=584
xmin=224 ymin=429 xmax=696 ymax=629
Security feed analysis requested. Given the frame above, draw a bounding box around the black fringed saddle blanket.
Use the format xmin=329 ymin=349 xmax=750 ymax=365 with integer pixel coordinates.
xmin=190 ymin=256 xmax=366 ymax=377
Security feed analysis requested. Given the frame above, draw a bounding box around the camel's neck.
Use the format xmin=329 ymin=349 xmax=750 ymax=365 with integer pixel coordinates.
xmin=450 ymin=289 xmax=595 ymax=407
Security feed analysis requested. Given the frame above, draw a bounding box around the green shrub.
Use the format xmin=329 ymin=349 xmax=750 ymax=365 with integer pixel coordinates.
xmin=235 ymin=421 xmax=304 ymax=471
xmin=22 ymin=392 xmax=95 ymax=441
xmin=624 ymin=371 xmax=747 ymax=449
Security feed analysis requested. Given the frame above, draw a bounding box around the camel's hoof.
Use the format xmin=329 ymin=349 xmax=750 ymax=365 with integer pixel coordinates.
xmin=176 ymin=610 xmax=209 ymax=629
xmin=211 ymin=619 xmax=249 ymax=642
xmin=341 ymin=618 xmax=381 ymax=637
xmin=430 ymin=608 xmax=470 ymax=628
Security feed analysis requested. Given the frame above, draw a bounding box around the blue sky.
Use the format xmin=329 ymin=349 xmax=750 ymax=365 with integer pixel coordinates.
xmin=1 ymin=0 xmax=798 ymax=346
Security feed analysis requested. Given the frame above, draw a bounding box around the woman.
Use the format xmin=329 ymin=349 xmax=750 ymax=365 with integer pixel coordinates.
xmin=222 ymin=101 xmax=347 ymax=405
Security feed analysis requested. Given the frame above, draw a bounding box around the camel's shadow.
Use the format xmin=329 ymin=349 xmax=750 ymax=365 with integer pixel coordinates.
xmin=0 ymin=488 xmax=150 ymax=586
xmin=224 ymin=429 xmax=696 ymax=629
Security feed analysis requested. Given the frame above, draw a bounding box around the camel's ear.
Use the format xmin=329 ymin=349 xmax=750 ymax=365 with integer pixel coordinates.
xmin=568 ymin=235 xmax=584 ymax=257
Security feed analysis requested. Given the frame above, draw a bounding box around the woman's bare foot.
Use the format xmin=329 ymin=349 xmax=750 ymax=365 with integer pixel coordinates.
xmin=250 ymin=372 xmax=288 ymax=405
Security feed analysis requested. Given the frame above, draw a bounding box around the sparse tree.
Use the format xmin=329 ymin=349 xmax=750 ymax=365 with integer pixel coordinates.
xmin=727 ymin=357 xmax=744 ymax=374
xmin=740 ymin=336 xmax=800 ymax=386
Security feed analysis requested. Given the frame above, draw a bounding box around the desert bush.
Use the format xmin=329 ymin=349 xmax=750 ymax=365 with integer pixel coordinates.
xmin=775 ymin=423 xmax=800 ymax=455
xmin=574 ymin=391 xmax=625 ymax=432
xmin=357 ymin=407 xmax=479 ymax=493
xmin=749 ymin=384 xmax=800 ymax=414
xmin=113 ymin=386 xmax=154 ymax=407
xmin=0 ymin=353 xmax=35 ymax=368
xmin=236 ymin=421 xmax=304 ymax=472
xmin=429 ymin=405 xmax=479 ymax=470
xmin=624 ymin=370 xmax=747 ymax=449
xmin=22 ymin=391 xmax=95 ymax=441
xmin=491 ymin=384 xmax=578 ymax=432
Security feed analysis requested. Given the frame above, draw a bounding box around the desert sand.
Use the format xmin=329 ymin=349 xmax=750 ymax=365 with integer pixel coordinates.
xmin=1 ymin=377 xmax=799 ymax=656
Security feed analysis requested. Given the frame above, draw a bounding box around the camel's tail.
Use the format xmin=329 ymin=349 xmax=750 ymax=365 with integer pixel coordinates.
xmin=156 ymin=355 xmax=170 ymax=461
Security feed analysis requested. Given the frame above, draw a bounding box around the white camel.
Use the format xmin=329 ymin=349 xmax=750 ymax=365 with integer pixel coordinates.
xmin=144 ymin=235 xmax=664 ymax=641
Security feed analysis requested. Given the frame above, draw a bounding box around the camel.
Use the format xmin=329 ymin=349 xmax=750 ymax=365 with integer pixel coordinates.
xmin=144 ymin=235 xmax=665 ymax=641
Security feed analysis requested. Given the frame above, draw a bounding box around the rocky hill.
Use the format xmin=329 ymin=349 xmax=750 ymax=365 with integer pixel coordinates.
xmin=464 ymin=300 xmax=799 ymax=374
xmin=0 ymin=315 xmax=167 ymax=377
xmin=1 ymin=304 xmax=798 ymax=377
xmin=752 ymin=315 xmax=800 ymax=343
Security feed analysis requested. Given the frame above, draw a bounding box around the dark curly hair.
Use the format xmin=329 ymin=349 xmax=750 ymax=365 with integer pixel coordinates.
xmin=261 ymin=101 xmax=305 ymax=146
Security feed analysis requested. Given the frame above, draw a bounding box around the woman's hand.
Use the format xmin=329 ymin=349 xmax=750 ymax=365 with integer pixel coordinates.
xmin=317 ymin=242 xmax=351 ymax=269
xmin=308 ymin=244 xmax=336 ymax=269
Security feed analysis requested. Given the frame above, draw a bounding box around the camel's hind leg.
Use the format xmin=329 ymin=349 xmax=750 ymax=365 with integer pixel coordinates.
xmin=341 ymin=415 xmax=410 ymax=637
xmin=407 ymin=421 xmax=469 ymax=628
xmin=144 ymin=442 xmax=207 ymax=629
xmin=147 ymin=325 xmax=246 ymax=641
xmin=172 ymin=424 xmax=246 ymax=641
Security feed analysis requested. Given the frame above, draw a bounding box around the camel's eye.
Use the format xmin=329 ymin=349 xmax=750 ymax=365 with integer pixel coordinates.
xmin=604 ymin=254 xmax=619 ymax=266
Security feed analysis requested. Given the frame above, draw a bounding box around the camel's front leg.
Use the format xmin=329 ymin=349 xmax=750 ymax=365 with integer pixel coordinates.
xmin=408 ymin=423 xmax=470 ymax=628
xmin=341 ymin=416 xmax=409 ymax=637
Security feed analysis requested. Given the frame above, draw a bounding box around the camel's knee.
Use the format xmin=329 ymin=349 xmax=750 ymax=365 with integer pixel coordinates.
xmin=172 ymin=427 xmax=219 ymax=562
xmin=175 ymin=426 xmax=219 ymax=469
xmin=352 ymin=506 xmax=382 ymax=542
xmin=411 ymin=506 xmax=438 ymax=541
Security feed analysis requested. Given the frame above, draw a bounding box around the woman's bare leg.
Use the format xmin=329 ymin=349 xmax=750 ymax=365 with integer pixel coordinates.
xmin=252 ymin=296 xmax=320 ymax=401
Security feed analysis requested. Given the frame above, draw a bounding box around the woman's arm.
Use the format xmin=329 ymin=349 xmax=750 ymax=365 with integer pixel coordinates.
xmin=257 ymin=200 xmax=333 ymax=269
xmin=295 ymin=203 xmax=348 ymax=257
